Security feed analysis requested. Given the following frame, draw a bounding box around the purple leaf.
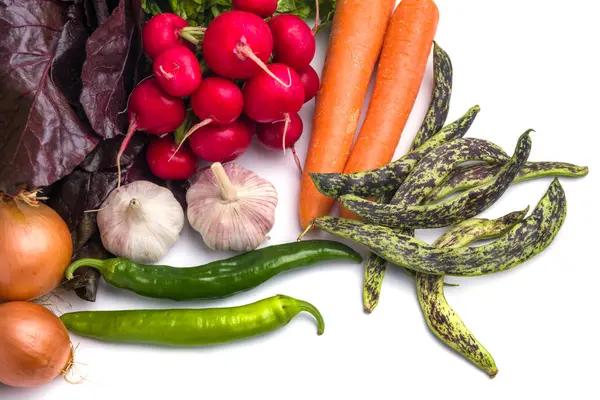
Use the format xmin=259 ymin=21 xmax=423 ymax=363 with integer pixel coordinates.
xmin=0 ymin=0 xmax=98 ymax=194
xmin=80 ymin=0 xmax=142 ymax=139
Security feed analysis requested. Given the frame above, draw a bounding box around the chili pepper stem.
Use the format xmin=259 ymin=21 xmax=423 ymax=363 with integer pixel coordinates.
xmin=211 ymin=162 xmax=239 ymax=202
xmin=281 ymin=295 xmax=325 ymax=335
xmin=65 ymin=258 xmax=107 ymax=280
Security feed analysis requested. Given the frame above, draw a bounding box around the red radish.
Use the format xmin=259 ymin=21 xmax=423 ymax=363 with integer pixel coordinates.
xmin=202 ymin=11 xmax=288 ymax=86
xmin=174 ymin=77 xmax=244 ymax=156
xmin=257 ymin=112 xmax=304 ymax=173
xmin=189 ymin=120 xmax=252 ymax=163
xmin=146 ymin=136 xmax=198 ymax=181
xmin=142 ymin=13 xmax=203 ymax=60
xmin=118 ymin=78 xmax=186 ymax=187
xmin=153 ymin=46 xmax=202 ymax=97
xmin=232 ymin=0 xmax=278 ymax=18
xmin=297 ymin=64 xmax=320 ymax=103
xmin=268 ymin=14 xmax=316 ymax=71
xmin=243 ymin=63 xmax=305 ymax=123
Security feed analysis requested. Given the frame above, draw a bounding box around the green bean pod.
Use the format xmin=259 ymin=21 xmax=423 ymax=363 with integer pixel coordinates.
xmin=302 ymin=178 xmax=567 ymax=276
xmin=340 ymin=130 xmax=532 ymax=229
xmin=425 ymin=161 xmax=589 ymax=203
xmin=409 ymin=41 xmax=453 ymax=151
xmin=392 ymin=137 xmax=509 ymax=207
xmin=60 ymin=294 xmax=324 ymax=347
xmin=308 ymin=105 xmax=480 ymax=199
xmin=65 ymin=240 xmax=362 ymax=301
xmin=418 ymin=209 xmax=528 ymax=378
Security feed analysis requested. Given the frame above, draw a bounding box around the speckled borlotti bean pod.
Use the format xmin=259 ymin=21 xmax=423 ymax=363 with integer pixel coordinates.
xmin=308 ymin=105 xmax=480 ymax=199
xmin=341 ymin=130 xmax=532 ymax=229
xmin=409 ymin=41 xmax=453 ymax=151
xmin=425 ymin=161 xmax=589 ymax=203
xmin=302 ymin=178 xmax=567 ymax=276
xmin=417 ymin=209 xmax=529 ymax=378
xmin=390 ymin=137 xmax=509 ymax=207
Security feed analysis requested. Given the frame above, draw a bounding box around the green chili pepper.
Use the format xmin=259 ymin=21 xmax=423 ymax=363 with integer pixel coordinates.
xmin=60 ymin=294 xmax=325 ymax=347
xmin=409 ymin=41 xmax=453 ymax=152
xmin=65 ymin=240 xmax=362 ymax=301
xmin=301 ymin=178 xmax=566 ymax=277
xmin=308 ymin=105 xmax=480 ymax=199
xmin=425 ymin=161 xmax=589 ymax=203
xmin=417 ymin=209 xmax=528 ymax=378
xmin=341 ymin=130 xmax=532 ymax=229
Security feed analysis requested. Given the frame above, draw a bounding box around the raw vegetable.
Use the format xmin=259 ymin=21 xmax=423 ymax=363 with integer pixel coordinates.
xmin=0 ymin=302 xmax=73 ymax=388
xmin=242 ymin=63 xmax=305 ymax=123
xmin=268 ymin=14 xmax=316 ymax=71
xmin=308 ymin=105 xmax=480 ymax=199
xmin=97 ymin=181 xmax=185 ymax=263
xmin=361 ymin=43 xmax=454 ymax=310
xmin=425 ymin=161 xmax=590 ymax=203
xmin=232 ymin=0 xmax=278 ymax=18
xmin=409 ymin=42 xmax=453 ymax=151
xmin=417 ymin=211 xmax=531 ymax=378
xmin=118 ymin=78 xmax=186 ymax=186
xmin=186 ymin=163 xmax=278 ymax=251
xmin=188 ymin=120 xmax=252 ymax=162
xmin=202 ymin=10 xmax=288 ymax=86
xmin=0 ymin=191 xmax=72 ymax=301
xmin=297 ymin=64 xmax=320 ymax=103
xmin=257 ymin=112 xmax=305 ymax=172
xmin=142 ymin=13 xmax=199 ymax=59
xmin=340 ymin=0 xmax=439 ymax=219
xmin=153 ymin=45 xmax=202 ymax=97
xmin=340 ymin=131 xmax=532 ymax=228
xmin=61 ymin=294 xmax=325 ymax=346
xmin=146 ymin=136 xmax=198 ymax=181
xmin=302 ymin=178 xmax=567 ymax=277
xmin=65 ymin=240 xmax=362 ymax=301
xmin=298 ymin=0 xmax=396 ymax=229
xmin=175 ymin=77 xmax=245 ymax=152
xmin=0 ymin=0 xmax=97 ymax=194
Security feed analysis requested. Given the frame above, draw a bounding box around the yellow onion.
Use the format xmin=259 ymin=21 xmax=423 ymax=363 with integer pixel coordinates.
xmin=0 ymin=301 xmax=73 ymax=387
xmin=0 ymin=192 xmax=72 ymax=301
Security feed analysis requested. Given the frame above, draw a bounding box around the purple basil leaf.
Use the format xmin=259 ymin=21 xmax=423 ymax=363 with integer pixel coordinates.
xmin=83 ymin=0 xmax=110 ymax=30
xmin=80 ymin=0 xmax=139 ymax=139
xmin=0 ymin=0 xmax=98 ymax=194
xmin=52 ymin=2 xmax=89 ymax=114
xmin=80 ymin=134 xmax=148 ymax=172
xmin=166 ymin=179 xmax=189 ymax=209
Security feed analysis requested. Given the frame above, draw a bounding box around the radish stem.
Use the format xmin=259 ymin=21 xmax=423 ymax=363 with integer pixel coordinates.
xmin=211 ymin=162 xmax=238 ymax=202
xmin=179 ymin=31 xmax=200 ymax=45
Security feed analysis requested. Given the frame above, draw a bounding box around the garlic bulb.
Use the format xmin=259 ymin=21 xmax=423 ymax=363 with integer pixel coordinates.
xmin=97 ymin=181 xmax=184 ymax=263
xmin=186 ymin=162 xmax=278 ymax=252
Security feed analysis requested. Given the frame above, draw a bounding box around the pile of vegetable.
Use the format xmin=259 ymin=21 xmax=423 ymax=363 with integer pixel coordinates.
xmin=0 ymin=0 xmax=591 ymax=390
xmin=297 ymin=0 xmax=588 ymax=377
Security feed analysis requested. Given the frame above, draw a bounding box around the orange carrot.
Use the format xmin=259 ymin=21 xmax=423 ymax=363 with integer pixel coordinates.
xmin=339 ymin=0 xmax=439 ymax=220
xmin=298 ymin=0 xmax=396 ymax=229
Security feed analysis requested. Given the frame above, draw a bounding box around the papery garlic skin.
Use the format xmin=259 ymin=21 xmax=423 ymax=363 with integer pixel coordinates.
xmin=97 ymin=181 xmax=184 ymax=263
xmin=186 ymin=163 xmax=278 ymax=252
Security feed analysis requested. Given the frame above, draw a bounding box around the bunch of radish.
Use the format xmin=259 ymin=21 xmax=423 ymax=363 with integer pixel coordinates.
xmin=119 ymin=4 xmax=320 ymax=184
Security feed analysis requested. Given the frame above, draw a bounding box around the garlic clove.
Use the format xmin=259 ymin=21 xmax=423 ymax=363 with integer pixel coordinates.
xmin=186 ymin=163 xmax=278 ymax=252
xmin=97 ymin=181 xmax=184 ymax=263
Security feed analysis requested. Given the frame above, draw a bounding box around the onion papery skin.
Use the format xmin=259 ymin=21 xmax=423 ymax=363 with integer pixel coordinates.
xmin=0 ymin=301 xmax=73 ymax=388
xmin=0 ymin=196 xmax=73 ymax=301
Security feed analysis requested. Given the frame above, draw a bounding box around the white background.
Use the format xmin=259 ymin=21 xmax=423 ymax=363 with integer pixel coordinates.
xmin=3 ymin=0 xmax=600 ymax=399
